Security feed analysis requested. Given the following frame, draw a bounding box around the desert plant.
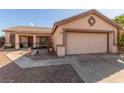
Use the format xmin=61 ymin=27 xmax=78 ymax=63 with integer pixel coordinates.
xmin=0 ymin=35 xmax=5 ymax=48
xmin=118 ymin=34 xmax=124 ymax=47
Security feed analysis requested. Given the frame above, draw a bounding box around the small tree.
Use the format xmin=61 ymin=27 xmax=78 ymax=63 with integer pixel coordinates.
xmin=118 ymin=34 xmax=124 ymax=47
xmin=0 ymin=35 xmax=5 ymax=48
xmin=113 ymin=14 xmax=124 ymax=47
xmin=112 ymin=14 xmax=124 ymax=26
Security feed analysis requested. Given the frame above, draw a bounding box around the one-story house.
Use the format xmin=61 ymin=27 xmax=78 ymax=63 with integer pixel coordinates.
xmin=3 ymin=9 xmax=122 ymax=57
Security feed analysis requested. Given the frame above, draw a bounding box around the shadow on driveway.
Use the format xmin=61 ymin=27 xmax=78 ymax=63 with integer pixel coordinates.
xmin=70 ymin=53 xmax=124 ymax=83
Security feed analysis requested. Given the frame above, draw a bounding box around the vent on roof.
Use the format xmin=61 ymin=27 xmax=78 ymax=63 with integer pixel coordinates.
xmin=88 ymin=16 xmax=96 ymax=26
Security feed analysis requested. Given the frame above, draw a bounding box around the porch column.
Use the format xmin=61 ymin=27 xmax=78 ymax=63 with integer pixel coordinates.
xmin=5 ymin=32 xmax=11 ymax=47
xmin=15 ymin=34 xmax=20 ymax=49
xmin=33 ymin=34 xmax=36 ymax=48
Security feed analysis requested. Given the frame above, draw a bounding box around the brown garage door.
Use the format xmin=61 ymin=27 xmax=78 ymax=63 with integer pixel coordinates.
xmin=66 ymin=32 xmax=108 ymax=55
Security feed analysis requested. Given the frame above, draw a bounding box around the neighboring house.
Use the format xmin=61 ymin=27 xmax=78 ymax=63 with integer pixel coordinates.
xmin=3 ymin=9 xmax=122 ymax=57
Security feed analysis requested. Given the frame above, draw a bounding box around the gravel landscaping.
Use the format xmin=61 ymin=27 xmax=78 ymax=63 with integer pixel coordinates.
xmin=0 ymin=52 xmax=12 ymax=68
xmin=0 ymin=51 xmax=83 ymax=83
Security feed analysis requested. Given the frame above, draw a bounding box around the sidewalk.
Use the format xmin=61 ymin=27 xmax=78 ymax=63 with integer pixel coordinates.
xmin=6 ymin=50 xmax=68 ymax=68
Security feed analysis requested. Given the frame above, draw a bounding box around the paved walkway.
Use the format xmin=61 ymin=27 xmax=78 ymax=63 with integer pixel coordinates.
xmin=6 ymin=50 xmax=68 ymax=68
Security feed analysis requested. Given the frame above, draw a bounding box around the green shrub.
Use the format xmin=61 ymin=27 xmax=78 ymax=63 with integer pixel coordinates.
xmin=118 ymin=34 xmax=124 ymax=47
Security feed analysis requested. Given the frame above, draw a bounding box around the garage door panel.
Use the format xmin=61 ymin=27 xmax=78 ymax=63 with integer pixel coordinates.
xmin=66 ymin=32 xmax=107 ymax=54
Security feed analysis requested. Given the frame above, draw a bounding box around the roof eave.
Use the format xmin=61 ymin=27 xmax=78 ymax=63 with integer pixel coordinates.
xmin=3 ymin=29 xmax=51 ymax=34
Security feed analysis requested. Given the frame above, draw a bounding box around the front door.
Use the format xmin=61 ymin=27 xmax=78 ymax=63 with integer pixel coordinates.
xmin=39 ymin=36 xmax=49 ymax=48
xmin=28 ymin=36 xmax=33 ymax=47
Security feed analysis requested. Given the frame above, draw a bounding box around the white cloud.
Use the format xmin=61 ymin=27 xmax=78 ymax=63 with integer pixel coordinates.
xmin=30 ymin=22 xmax=34 ymax=26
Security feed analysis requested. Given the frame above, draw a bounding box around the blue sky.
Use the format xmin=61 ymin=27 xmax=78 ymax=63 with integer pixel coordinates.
xmin=0 ymin=9 xmax=124 ymax=36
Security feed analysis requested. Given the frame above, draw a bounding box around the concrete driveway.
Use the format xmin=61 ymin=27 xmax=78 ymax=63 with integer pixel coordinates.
xmin=6 ymin=49 xmax=124 ymax=83
xmin=66 ymin=54 xmax=124 ymax=83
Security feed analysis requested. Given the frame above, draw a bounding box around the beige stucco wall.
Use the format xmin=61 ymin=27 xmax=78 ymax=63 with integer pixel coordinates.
xmin=15 ymin=34 xmax=20 ymax=49
xmin=5 ymin=32 xmax=11 ymax=47
xmin=20 ymin=36 xmax=28 ymax=47
xmin=57 ymin=46 xmax=65 ymax=57
xmin=35 ymin=36 xmax=40 ymax=47
xmin=53 ymin=13 xmax=118 ymax=56
xmin=20 ymin=36 xmax=28 ymax=43
xmin=52 ymin=27 xmax=63 ymax=51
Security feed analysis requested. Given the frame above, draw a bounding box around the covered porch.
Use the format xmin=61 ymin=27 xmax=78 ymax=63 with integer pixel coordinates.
xmin=3 ymin=26 xmax=52 ymax=49
xmin=15 ymin=34 xmax=51 ymax=49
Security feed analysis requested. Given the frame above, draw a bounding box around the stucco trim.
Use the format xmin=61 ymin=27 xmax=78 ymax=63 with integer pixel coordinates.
xmin=107 ymin=33 xmax=109 ymax=52
xmin=56 ymin=28 xmax=114 ymax=55
xmin=64 ymin=28 xmax=114 ymax=33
